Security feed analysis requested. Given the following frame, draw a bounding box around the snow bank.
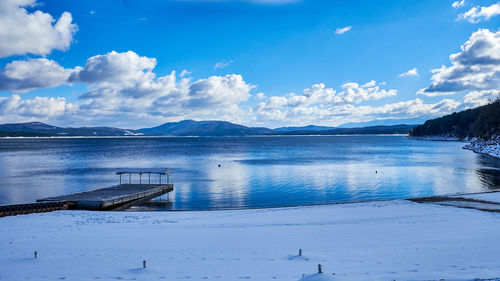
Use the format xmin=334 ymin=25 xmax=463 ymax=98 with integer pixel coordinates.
xmin=1 ymin=200 xmax=500 ymax=281
xmin=463 ymin=135 xmax=500 ymax=159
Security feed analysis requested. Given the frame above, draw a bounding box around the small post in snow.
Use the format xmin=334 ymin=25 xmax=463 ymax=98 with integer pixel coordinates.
xmin=318 ymin=264 xmax=322 ymax=274
xmin=34 ymin=251 xmax=37 ymax=259
xmin=299 ymin=249 xmax=302 ymax=256
xmin=143 ymin=260 xmax=146 ymax=269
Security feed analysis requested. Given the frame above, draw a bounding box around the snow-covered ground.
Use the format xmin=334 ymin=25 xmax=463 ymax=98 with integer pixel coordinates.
xmin=461 ymin=192 xmax=500 ymax=203
xmin=2 ymin=199 xmax=500 ymax=281
xmin=463 ymin=135 xmax=500 ymax=159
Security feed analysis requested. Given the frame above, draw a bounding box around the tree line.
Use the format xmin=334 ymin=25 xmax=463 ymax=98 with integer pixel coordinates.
xmin=410 ymin=99 xmax=500 ymax=139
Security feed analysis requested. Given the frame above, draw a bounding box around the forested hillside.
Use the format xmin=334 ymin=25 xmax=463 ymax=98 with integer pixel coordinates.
xmin=410 ymin=100 xmax=500 ymax=139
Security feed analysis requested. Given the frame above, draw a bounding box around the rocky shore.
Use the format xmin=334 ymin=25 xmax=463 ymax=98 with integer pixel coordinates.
xmin=463 ymin=135 xmax=500 ymax=159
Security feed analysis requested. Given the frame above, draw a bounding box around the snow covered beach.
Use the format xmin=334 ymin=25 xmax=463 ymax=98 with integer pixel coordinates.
xmin=2 ymin=196 xmax=500 ymax=281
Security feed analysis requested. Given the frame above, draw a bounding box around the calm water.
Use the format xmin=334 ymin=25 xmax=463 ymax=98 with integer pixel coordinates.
xmin=0 ymin=136 xmax=498 ymax=210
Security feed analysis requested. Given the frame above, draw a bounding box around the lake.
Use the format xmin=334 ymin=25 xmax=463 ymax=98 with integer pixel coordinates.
xmin=0 ymin=136 xmax=498 ymax=210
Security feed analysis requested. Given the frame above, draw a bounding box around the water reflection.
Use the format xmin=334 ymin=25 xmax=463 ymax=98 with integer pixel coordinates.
xmin=0 ymin=136 xmax=498 ymax=210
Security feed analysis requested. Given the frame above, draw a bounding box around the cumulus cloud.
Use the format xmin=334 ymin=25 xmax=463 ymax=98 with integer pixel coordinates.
xmin=179 ymin=69 xmax=191 ymax=78
xmin=0 ymin=48 xmax=487 ymax=128
xmin=463 ymin=89 xmax=500 ymax=107
xmin=0 ymin=58 xmax=78 ymax=92
xmin=335 ymin=26 xmax=352 ymax=35
xmin=214 ymin=60 xmax=234 ymax=70
xmin=457 ymin=3 xmax=500 ymax=23
xmin=452 ymin=0 xmax=465 ymax=9
xmin=254 ymin=96 xmax=462 ymax=127
xmin=0 ymin=50 xmax=256 ymax=126
xmin=0 ymin=0 xmax=77 ymax=58
xmin=256 ymin=80 xmax=396 ymax=113
xmin=255 ymin=80 xmax=398 ymax=126
xmin=420 ymin=29 xmax=500 ymax=96
xmin=187 ymin=74 xmax=252 ymax=107
xmin=0 ymin=94 xmax=73 ymax=120
xmin=398 ymin=67 xmax=419 ymax=77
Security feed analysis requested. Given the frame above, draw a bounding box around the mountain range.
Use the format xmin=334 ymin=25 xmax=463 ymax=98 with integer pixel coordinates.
xmin=0 ymin=120 xmax=417 ymax=137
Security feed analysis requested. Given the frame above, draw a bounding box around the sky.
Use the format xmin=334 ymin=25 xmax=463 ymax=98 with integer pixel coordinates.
xmin=0 ymin=0 xmax=499 ymax=129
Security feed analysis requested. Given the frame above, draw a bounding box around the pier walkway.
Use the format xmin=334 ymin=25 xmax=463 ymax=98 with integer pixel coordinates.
xmin=0 ymin=169 xmax=174 ymax=216
xmin=38 ymin=184 xmax=174 ymax=210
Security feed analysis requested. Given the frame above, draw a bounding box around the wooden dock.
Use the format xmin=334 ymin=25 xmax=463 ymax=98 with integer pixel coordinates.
xmin=0 ymin=201 xmax=69 ymax=217
xmin=0 ymin=169 xmax=175 ymax=216
xmin=37 ymin=184 xmax=174 ymax=210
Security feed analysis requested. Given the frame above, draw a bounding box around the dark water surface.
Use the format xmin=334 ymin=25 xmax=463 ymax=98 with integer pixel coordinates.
xmin=0 ymin=136 xmax=498 ymax=210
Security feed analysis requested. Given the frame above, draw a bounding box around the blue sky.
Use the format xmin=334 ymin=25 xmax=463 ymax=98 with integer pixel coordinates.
xmin=0 ymin=0 xmax=499 ymax=128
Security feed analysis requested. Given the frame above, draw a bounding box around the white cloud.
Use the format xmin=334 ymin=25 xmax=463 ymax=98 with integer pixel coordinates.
xmin=0 ymin=0 xmax=77 ymax=58
xmin=463 ymin=89 xmax=500 ymax=106
xmin=335 ymin=26 xmax=352 ymax=35
xmin=0 ymin=48 xmax=488 ymax=128
xmin=179 ymin=69 xmax=191 ymax=78
xmin=186 ymin=74 xmax=253 ymax=107
xmin=398 ymin=67 xmax=419 ymax=77
xmin=458 ymin=3 xmax=500 ymax=23
xmin=0 ymin=94 xmax=73 ymax=120
xmin=420 ymin=29 xmax=500 ymax=96
xmin=0 ymin=50 xmax=256 ymax=127
xmin=0 ymin=58 xmax=78 ymax=92
xmin=256 ymin=80 xmax=396 ymax=113
xmin=452 ymin=0 xmax=465 ymax=9
xmin=255 ymin=92 xmax=266 ymax=99
xmin=214 ymin=60 xmax=234 ymax=70
xmin=254 ymin=97 xmax=462 ymax=128
xmin=255 ymin=80 xmax=398 ymax=126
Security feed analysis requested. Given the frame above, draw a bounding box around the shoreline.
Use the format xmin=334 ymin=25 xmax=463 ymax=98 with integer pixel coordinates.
xmin=0 ymin=134 xmax=410 ymax=139
xmin=4 ymin=189 xmax=500 ymax=214
xmin=2 ymin=192 xmax=500 ymax=280
xmin=410 ymin=135 xmax=500 ymax=159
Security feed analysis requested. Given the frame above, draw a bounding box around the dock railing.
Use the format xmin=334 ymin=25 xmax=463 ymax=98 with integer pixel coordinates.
xmin=116 ymin=168 xmax=172 ymax=185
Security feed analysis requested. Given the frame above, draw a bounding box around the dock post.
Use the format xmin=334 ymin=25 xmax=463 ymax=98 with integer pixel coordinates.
xmin=143 ymin=260 xmax=146 ymax=269
xmin=167 ymin=173 xmax=170 ymax=185
xmin=148 ymin=173 xmax=151 ymax=184
xmin=159 ymin=174 xmax=162 ymax=184
xmin=139 ymin=173 xmax=142 ymax=184
xmin=129 ymin=173 xmax=131 ymax=184
xmin=119 ymin=174 xmax=122 ymax=185
xmin=34 ymin=251 xmax=37 ymax=259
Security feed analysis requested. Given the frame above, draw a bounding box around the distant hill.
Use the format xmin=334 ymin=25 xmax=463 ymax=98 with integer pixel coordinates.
xmin=338 ymin=117 xmax=428 ymax=128
xmin=409 ymin=100 xmax=500 ymax=139
xmin=0 ymin=120 xmax=418 ymax=137
xmin=272 ymin=124 xmax=416 ymax=135
xmin=136 ymin=120 xmax=273 ymax=136
xmin=272 ymin=125 xmax=335 ymax=133
xmin=0 ymin=122 xmax=134 ymax=136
